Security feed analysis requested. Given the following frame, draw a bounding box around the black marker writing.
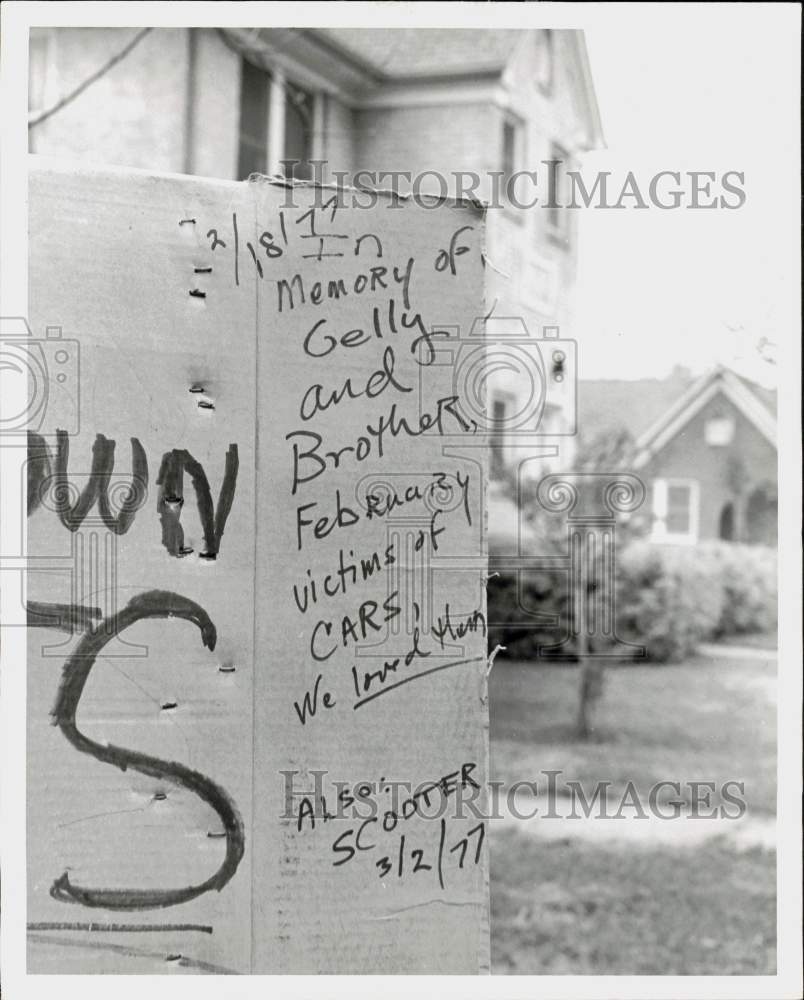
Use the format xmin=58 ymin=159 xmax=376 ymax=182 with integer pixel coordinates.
xmin=48 ymin=589 xmax=245 ymax=910
xmin=27 ymin=431 xmax=52 ymax=516
xmin=156 ymin=445 xmax=238 ymax=559
xmin=293 ymin=673 xmax=336 ymax=726
xmin=44 ymin=430 xmax=148 ymax=533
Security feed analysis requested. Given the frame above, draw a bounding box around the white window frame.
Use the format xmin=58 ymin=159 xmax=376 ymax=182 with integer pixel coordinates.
xmin=500 ymin=111 xmax=527 ymax=220
xmin=545 ymin=142 xmax=573 ymax=246
xmin=651 ymin=477 xmax=700 ymax=545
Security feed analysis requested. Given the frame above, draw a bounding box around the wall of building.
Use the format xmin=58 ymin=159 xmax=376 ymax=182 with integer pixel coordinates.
xmin=354 ymin=100 xmax=497 ymax=189
xmin=190 ymin=29 xmax=241 ymax=180
xmin=642 ymin=391 xmax=777 ymax=541
xmin=499 ymin=28 xmax=582 ymax=331
xmin=480 ymin=31 xmax=589 ymax=478
xmin=319 ymin=93 xmax=357 ymax=181
xmin=29 ymin=27 xmax=190 ymax=174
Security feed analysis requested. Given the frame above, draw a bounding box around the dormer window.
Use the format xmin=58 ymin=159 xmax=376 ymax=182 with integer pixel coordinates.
xmin=705 ymin=414 xmax=735 ymax=446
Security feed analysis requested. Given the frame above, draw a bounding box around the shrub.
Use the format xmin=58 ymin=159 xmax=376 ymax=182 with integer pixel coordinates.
xmin=486 ymin=566 xmax=572 ymax=660
xmin=488 ymin=541 xmax=725 ymax=663
xmin=488 ymin=539 xmax=777 ymax=665
xmin=488 ymin=540 xmax=727 ymax=664
xmin=487 ymin=464 xmax=779 ymax=667
xmin=698 ymin=541 xmax=777 ymax=636
xmin=614 ymin=542 xmax=724 ymax=662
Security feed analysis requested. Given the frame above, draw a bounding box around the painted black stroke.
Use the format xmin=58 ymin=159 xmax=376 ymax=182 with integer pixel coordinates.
xmin=50 ymin=430 xmax=148 ymax=533
xmin=156 ymin=446 xmax=238 ymax=559
xmin=27 ymin=921 xmax=213 ymax=934
xmin=49 ymin=589 xmax=245 ymax=910
xmin=27 ymin=431 xmax=52 ymax=516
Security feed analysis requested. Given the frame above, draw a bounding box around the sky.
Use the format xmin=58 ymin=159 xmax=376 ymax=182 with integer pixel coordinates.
xmin=573 ymin=18 xmax=798 ymax=386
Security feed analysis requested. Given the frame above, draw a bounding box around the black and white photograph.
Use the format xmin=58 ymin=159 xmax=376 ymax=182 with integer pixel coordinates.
xmin=0 ymin=2 xmax=800 ymax=996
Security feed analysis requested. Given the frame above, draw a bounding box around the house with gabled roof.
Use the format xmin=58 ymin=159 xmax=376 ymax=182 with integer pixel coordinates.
xmin=578 ymin=366 xmax=777 ymax=546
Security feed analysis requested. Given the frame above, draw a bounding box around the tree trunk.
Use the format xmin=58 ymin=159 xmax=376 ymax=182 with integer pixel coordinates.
xmin=575 ymin=632 xmax=604 ymax=740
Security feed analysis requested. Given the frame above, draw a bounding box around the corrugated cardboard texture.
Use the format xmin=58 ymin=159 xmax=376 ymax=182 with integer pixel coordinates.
xmin=27 ymin=159 xmax=489 ymax=973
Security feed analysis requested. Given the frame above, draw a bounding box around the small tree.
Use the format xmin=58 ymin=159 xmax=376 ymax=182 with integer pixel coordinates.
xmin=572 ymin=428 xmax=642 ymax=737
xmin=499 ymin=428 xmax=641 ymax=738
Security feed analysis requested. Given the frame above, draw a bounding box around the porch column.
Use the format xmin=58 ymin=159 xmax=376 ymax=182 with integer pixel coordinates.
xmin=267 ymin=67 xmax=285 ymax=176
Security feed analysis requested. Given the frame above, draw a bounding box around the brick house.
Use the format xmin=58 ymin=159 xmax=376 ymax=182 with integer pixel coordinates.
xmin=578 ymin=366 xmax=778 ymax=546
xmin=29 ymin=26 xmax=603 ymax=479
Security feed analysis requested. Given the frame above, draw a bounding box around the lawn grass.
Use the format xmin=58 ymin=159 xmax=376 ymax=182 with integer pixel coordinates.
xmin=714 ymin=628 xmax=778 ymax=651
xmin=488 ymin=651 xmax=777 ymax=974
xmin=491 ymin=832 xmax=776 ymax=974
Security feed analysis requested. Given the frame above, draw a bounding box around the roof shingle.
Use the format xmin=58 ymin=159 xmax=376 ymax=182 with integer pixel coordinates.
xmin=577 ymin=368 xmax=777 ymax=444
xmin=308 ymin=28 xmax=522 ymax=79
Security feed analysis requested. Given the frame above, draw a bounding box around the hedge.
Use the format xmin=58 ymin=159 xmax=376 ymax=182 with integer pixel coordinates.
xmin=487 ymin=540 xmax=777 ymax=664
xmin=615 ymin=542 xmax=725 ymax=661
xmin=697 ymin=541 xmax=778 ymax=637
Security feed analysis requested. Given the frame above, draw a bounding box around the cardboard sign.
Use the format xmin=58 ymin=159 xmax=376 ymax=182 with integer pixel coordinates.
xmin=26 ymin=160 xmax=489 ymax=973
